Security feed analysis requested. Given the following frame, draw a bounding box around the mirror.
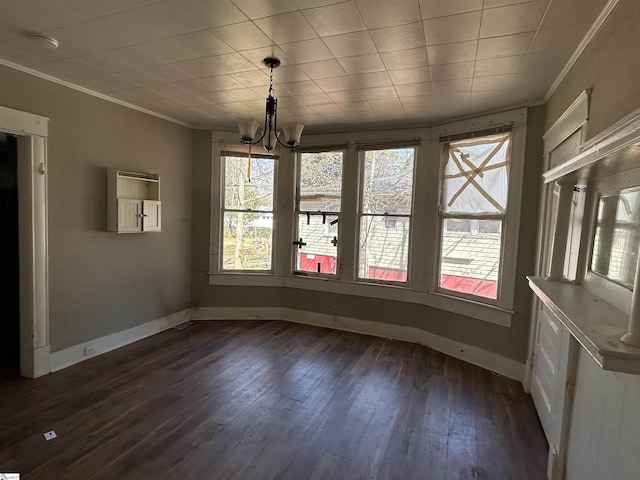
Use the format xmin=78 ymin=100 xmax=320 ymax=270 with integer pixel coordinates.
xmin=591 ymin=186 xmax=640 ymax=289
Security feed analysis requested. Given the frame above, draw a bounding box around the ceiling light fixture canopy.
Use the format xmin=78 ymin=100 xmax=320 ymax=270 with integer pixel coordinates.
xmin=30 ymin=34 xmax=59 ymax=49
xmin=237 ymin=57 xmax=304 ymax=152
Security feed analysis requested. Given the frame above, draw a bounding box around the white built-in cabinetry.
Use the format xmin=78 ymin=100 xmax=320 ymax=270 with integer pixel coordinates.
xmin=107 ymin=169 xmax=161 ymax=233
xmin=528 ymin=93 xmax=640 ymax=479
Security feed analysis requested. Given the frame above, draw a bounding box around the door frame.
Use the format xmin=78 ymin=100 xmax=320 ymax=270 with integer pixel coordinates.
xmin=0 ymin=105 xmax=49 ymax=378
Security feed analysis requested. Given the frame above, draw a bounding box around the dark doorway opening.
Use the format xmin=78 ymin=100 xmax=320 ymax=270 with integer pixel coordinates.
xmin=0 ymin=133 xmax=19 ymax=379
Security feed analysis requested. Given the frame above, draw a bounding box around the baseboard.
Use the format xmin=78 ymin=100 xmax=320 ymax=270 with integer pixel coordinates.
xmin=49 ymin=309 xmax=191 ymax=372
xmin=191 ymin=306 xmax=524 ymax=381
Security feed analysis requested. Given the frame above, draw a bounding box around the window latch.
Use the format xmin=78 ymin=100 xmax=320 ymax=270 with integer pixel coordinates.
xmin=331 ymin=236 xmax=338 ymax=247
xmin=293 ymin=238 xmax=307 ymax=249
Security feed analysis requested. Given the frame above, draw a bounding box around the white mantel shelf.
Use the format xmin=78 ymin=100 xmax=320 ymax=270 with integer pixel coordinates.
xmin=528 ymin=276 xmax=640 ymax=375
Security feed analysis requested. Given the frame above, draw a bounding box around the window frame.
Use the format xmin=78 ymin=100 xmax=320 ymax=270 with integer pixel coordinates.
xmin=293 ymin=149 xmax=345 ymax=278
xmin=430 ymin=114 xmax=527 ymax=311
xmin=435 ymin=133 xmax=512 ymax=305
xmin=355 ymin=145 xmax=417 ymax=285
xmin=219 ymin=149 xmax=278 ymax=273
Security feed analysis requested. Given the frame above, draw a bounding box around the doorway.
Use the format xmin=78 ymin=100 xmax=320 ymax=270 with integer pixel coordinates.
xmin=0 ymin=133 xmax=19 ymax=379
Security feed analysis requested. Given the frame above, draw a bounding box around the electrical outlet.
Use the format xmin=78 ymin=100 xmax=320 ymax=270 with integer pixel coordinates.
xmin=84 ymin=346 xmax=96 ymax=356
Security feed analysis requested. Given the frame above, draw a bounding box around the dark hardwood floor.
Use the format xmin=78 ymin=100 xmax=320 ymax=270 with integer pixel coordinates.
xmin=0 ymin=320 xmax=548 ymax=479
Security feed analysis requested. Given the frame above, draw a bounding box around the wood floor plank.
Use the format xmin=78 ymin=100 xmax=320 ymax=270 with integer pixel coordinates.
xmin=0 ymin=320 xmax=548 ymax=479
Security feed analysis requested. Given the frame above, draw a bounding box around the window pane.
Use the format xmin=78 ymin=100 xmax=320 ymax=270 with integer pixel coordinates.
xmin=222 ymin=212 xmax=272 ymax=270
xmin=359 ymin=215 xmax=409 ymax=282
xmin=439 ymin=218 xmax=502 ymax=299
xmin=362 ymin=148 xmax=415 ymax=215
xmin=296 ymin=214 xmax=338 ymax=274
xmin=224 ymin=156 xmax=274 ymax=211
xmin=441 ymin=133 xmax=511 ymax=215
xmin=591 ymin=187 xmax=640 ymax=288
xmin=299 ymin=151 xmax=343 ymax=212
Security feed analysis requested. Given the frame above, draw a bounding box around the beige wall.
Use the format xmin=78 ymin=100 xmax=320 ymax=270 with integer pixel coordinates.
xmin=0 ymin=65 xmax=193 ymax=351
xmin=545 ymin=0 xmax=640 ymax=138
xmin=191 ymin=106 xmax=545 ymax=363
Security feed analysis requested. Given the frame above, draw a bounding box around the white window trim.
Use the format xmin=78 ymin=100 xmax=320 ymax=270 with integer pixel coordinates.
xmin=431 ymin=109 xmax=528 ymax=311
xmin=208 ymin=108 xmax=528 ymax=327
xmin=355 ymin=146 xmax=416 ymax=285
xmin=293 ymin=149 xmax=344 ymax=278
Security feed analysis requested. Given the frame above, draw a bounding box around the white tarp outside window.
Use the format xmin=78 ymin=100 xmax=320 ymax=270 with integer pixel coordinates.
xmin=441 ymin=133 xmax=511 ymax=215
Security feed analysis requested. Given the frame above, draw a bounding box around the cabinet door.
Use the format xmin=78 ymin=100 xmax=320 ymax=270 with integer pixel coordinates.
xmin=118 ymin=199 xmax=143 ymax=232
xmin=143 ymin=200 xmax=161 ymax=232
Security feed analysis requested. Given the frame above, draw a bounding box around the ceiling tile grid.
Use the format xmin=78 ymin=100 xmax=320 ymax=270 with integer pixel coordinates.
xmin=0 ymin=0 xmax=611 ymax=131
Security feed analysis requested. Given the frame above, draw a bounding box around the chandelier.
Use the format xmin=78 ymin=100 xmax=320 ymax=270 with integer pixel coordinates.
xmin=237 ymin=57 xmax=304 ymax=152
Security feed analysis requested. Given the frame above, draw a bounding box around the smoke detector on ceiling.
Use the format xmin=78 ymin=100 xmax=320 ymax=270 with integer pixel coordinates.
xmin=30 ymin=34 xmax=59 ymax=49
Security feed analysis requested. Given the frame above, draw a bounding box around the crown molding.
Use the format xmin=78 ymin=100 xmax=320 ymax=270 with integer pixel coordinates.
xmin=545 ymin=0 xmax=621 ymax=102
xmin=0 ymin=58 xmax=193 ymax=129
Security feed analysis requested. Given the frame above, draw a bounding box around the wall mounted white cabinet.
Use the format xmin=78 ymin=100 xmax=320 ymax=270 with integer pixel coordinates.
xmin=107 ymin=169 xmax=161 ymax=233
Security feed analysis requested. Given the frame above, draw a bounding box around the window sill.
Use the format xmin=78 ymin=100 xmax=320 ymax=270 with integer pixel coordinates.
xmin=528 ymin=276 xmax=640 ymax=374
xmin=208 ymin=272 xmax=513 ymax=327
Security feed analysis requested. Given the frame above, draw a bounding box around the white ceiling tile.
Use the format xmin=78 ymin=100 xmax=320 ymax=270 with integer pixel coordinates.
xmin=315 ymin=76 xmax=359 ymax=92
xmin=512 ymin=71 xmax=554 ymax=97
xmin=302 ymin=1 xmax=367 ymax=36
xmin=419 ymin=0 xmax=483 ymax=19
xmin=148 ymin=82 xmax=193 ymax=98
xmin=211 ymin=22 xmax=273 ymax=51
xmin=370 ymin=22 xmax=425 ymax=53
xmin=350 ymin=71 xmax=392 ymax=88
xmin=301 ymin=59 xmax=347 ymax=79
xmin=423 ymin=12 xmax=481 ymax=46
xmin=337 ymin=53 xmax=386 ymax=75
xmin=280 ymin=80 xmax=324 ymax=96
xmin=101 ymin=45 xmax=163 ymax=70
xmin=531 ymin=23 xmax=591 ymax=53
xmin=117 ymin=69 xmax=165 ymax=86
xmin=92 ymin=9 xmax=166 ymax=45
xmin=55 ymin=0 xmax=166 ymax=21
xmin=36 ymin=58 xmax=106 ymax=81
xmin=143 ymin=64 xmax=195 ymax=82
xmin=474 ymin=56 xmax=524 ymax=76
xmin=520 ymin=49 xmax=574 ymax=72
xmin=388 ymin=67 xmax=431 ymax=85
xmin=323 ymin=31 xmax=377 ymax=58
xmin=472 ymin=74 xmax=517 ymax=91
xmin=309 ymin=103 xmax=342 ymax=115
xmin=232 ymin=0 xmax=299 ymax=19
xmin=223 ymin=88 xmax=263 ymax=102
xmin=381 ymin=47 xmax=429 ymax=70
xmin=427 ymin=41 xmax=477 ymax=65
xmin=432 ymin=78 xmax=473 ymax=94
xmin=339 ymin=101 xmax=373 ymax=112
xmin=429 ymin=62 xmax=474 ymax=81
xmin=395 ymin=82 xmax=433 ymax=97
xmin=483 ymin=0 xmax=548 ymax=7
xmin=477 ymin=33 xmax=535 ymax=59
xmin=81 ymin=50 xmax=142 ymax=73
xmin=301 ymin=93 xmax=335 ymax=105
xmin=327 ymin=89 xmax=366 ymax=102
xmin=137 ymin=0 xmax=248 ymax=35
xmin=361 ymin=86 xmax=398 ymax=101
xmin=272 ymin=64 xmax=311 ymax=82
xmin=46 ymin=19 xmax=132 ymax=52
xmin=480 ymin=2 xmax=547 ymax=38
xmin=231 ymin=70 xmax=271 ymax=88
xmin=82 ymin=73 xmax=139 ymax=91
xmin=0 ymin=1 xmax=84 ymax=32
xmin=356 ymin=0 xmax=422 ymax=28
xmin=255 ymin=12 xmax=317 ymax=43
xmin=279 ymin=38 xmax=334 ymax=64
xmin=367 ymin=98 xmax=403 ymax=111
xmin=280 ymin=105 xmax=315 ymax=116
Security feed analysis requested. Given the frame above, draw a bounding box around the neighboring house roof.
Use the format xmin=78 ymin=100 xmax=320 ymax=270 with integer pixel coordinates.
xmin=299 ymin=222 xmax=500 ymax=281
